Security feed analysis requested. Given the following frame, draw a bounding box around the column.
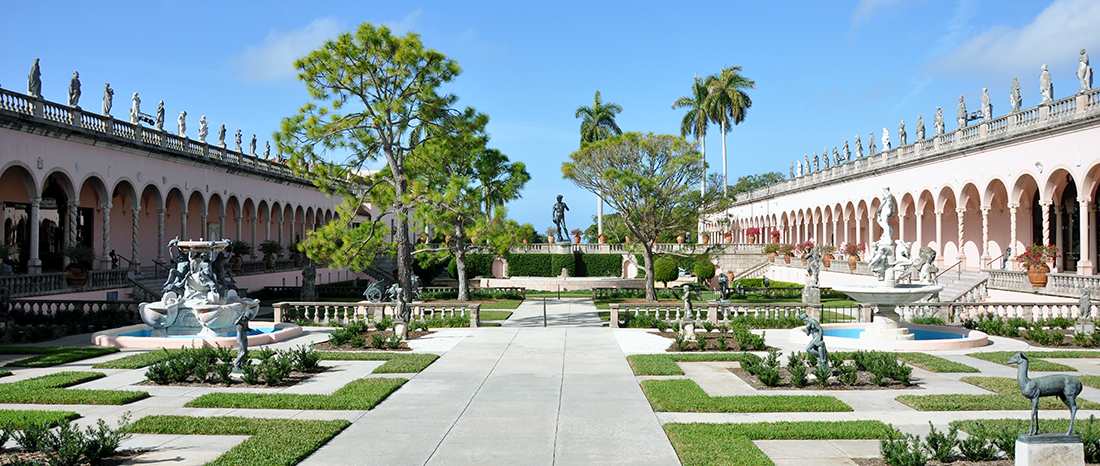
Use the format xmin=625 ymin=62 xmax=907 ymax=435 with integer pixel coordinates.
xmin=915 ymin=212 xmax=924 ymax=250
xmin=200 ymin=212 xmax=208 ymax=240
xmin=179 ymin=209 xmax=188 ymax=243
xmin=1008 ymin=203 xmax=1018 ymax=271
xmin=235 ymin=215 xmax=243 ymax=241
xmin=130 ymin=206 xmax=141 ymax=271
xmin=1055 ymin=206 xmax=1063 ymax=271
xmin=935 ymin=210 xmax=944 ymax=267
xmin=980 ymin=206 xmax=991 ymax=267
xmin=218 ymin=214 xmax=226 ymax=240
xmin=899 ymin=213 xmax=906 ymax=243
xmin=843 ymin=219 xmax=850 ymax=245
xmin=28 ymin=197 xmax=41 ymax=274
xmin=66 ymin=200 xmax=79 ymax=268
xmin=101 ymin=203 xmax=112 ymax=269
xmin=1040 ymin=201 xmax=1052 ymax=247
xmin=250 ymin=215 xmax=257 ymax=246
xmin=956 ymin=207 xmax=966 ymax=270
xmin=156 ymin=208 xmax=166 ymax=263
xmin=1080 ymin=199 xmax=1093 ymax=275
xmin=265 ymin=216 xmax=271 ymax=241
xmin=278 ymin=218 xmax=285 ymax=247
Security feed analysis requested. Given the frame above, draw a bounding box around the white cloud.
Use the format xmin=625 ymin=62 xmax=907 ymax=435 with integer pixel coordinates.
xmin=383 ymin=9 xmax=421 ymax=35
xmin=934 ymin=0 xmax=1100 ymax=76
xmin=851 ymin=0 xmax=901 ymax=24
xmin=229 ymin=17 xmax=343 ymax=83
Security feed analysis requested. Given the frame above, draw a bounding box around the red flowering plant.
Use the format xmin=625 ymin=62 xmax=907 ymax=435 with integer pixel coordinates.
xmin=842 ymin=243 xmax=865 ymax=256
xmin=745 ymin=227 xmax=761 ymax=236
xmin=1015 ymin=244 xmax=1059 ymax=269
xmin=570 ymin=228 xmax=582 ymax=237
xmin=819 ymin=244 xmax=838 ymax=255
xmin=769 ymin=229 xmax=781 ymax=237
xmin=794 ymin=240 xmax=815 ymax=255
xmin=777 ymin=243 xmax=796 ymax=256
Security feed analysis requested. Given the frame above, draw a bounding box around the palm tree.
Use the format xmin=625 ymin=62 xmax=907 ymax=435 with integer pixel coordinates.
xmin=575 ymin=91 xmax=623 ymax=236
xmin=705 ymin=66 xmax=755 ymax=197
xmin=673 ymin=77 xmax=710 ymax=197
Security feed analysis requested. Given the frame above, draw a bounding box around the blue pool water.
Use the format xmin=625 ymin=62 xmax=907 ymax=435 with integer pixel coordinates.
xmin=121 ymin=328 xmax=276 ymax=338
xmin=823 ymin=328 xmax=966 ymax=340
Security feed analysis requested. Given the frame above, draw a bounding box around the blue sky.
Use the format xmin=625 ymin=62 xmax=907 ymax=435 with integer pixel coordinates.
xmin=3 ymin=0 xmax=1099 ymax=234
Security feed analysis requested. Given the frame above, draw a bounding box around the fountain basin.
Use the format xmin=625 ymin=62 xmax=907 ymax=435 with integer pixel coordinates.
xmin=829 ymin=283 xmax=943 ymax=305
xmin=92 ymin=321 xmax=303 ymax=349
xmin=790 ymin=323 xmax=988 ymax=351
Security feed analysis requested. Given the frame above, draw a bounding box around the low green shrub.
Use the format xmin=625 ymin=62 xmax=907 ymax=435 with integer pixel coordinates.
xmin=922 ymin=422 xmax=958 ymax=462
xmin=1025 ymin=325 xmax=1065 ymax=347
xmin=909 ymin=316 xmax=946 ymax=326
xmin=881 ymin=430 xmax=927 ymax=466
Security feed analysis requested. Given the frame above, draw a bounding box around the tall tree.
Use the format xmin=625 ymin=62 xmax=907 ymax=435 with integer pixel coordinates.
xmin=672 ymin=77 xmax=711 ymax=198
xmin=275 ymin=22 xmax=460 ymax=335
xmin=705 ymin=66 xmax=755 ymax=197
xmin=575 ymin=90 xmax=623 ymax=236
xmin=562 ymin=132 xmax=708 ymax=301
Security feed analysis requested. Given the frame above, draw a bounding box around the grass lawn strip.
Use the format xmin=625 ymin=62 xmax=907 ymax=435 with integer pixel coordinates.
xmin=966 ymin=351 xmax=1100 ymax=372
xmin=185 ymin=377 xmax=406 ymax=410
xmin=5 ymin=347 xmax=120 ymax=368
xmin=627 ymin=354 xmax=746 ymax=376
xmin=93 ymin=350 xmax=182 ymax=369
xmin=0 ymin=409 xmax=80 ymax=428
xmin=665 ymin=421 xmax=896 ymax=466
xmin=951 ymin=418 xmax=1086 ymax=436
xmin=893 ymin=352 xmax=979 ymax=373
xmin=641 ymin=379 xmax=851 ymax=413
xmin=479 ymin=310 xmax=514 ymax=319
xmin=0 ymin=372 xmax=148 ymax=405
xmin=94 ymin=350 xmax=439 ymax=374
xmin=125 ymin=415 xmax=349 ymax=466
xmin=896 ymin=376 xmax=1100 ymax=411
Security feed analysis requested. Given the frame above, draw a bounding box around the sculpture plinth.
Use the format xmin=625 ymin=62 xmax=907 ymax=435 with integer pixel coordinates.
xmin=1016 ymin=434 xmax=1084 ymax=466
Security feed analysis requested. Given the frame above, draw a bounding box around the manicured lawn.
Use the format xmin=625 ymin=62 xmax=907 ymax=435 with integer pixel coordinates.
xmin=93 ymin=349 xmax=182 ymax=369
xmin=0 ymin=372 xmax=148 ymax=405
xmin=96 ymin=349 xmax=440 ymax=373
xmin=479 ymin=310 xmax=514 ymax=320
xmin=665 ymin=421 xmax=897 ymax=466
xmin=966 ymin=350 xmax=1100 ymax=372
xmin=186 ymin=377 xmax=406 ymax=410
xmin=4 ymin=347 xmax=120 ymax=368
xmin=641 ymin=379 xmax=852 ymax=413
xmin=952 ymin=417 xmax=1093 ymax=436
xmin=896 ymin=376 xmax=1100 ymax=411
xmin=893 ymin=352 xmax=979 ymax=373
xmin=626 ymin=353 xmax=747 ymax=376
xmin=480 ymin=301 xmax=521 ymax=310
xmin=125 ymin=415 xmax=349 ymax=466
xmin=0 ymin=409 xmax=80 ymax=428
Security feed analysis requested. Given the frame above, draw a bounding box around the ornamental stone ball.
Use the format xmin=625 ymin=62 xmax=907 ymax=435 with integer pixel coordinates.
xmin=1080 ymin=48 xmax=1093 ymax=93
xmin=27 ymin=58 xmax=41 ymax=99
xmin=102 ymin=83 xmax=114 ymax=116
xmin=1011 ymin=77 xmax=1023 ymax=112
xmin=67 ymin=71 xmax=81 ymax=107
xmin=1040 ymin=63 xmax=1054 ymax=104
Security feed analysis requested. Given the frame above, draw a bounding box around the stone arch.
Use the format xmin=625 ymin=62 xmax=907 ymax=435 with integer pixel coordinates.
xmin=186 ymin=191 xmax=205 ymax=240
xmin=0 ymin=164 xmax=39 ymax=272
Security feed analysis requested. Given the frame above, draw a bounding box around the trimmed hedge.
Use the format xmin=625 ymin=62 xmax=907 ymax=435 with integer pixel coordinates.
xmin=579 ymin=253 xmax=622 ymax=277
xmin=447 ymin=254 xmax=494 ymax=278
xmin=506 ymin=253 xmax=554 ymax=276
xmin=506 ymin=252 xmax=622 ymax=277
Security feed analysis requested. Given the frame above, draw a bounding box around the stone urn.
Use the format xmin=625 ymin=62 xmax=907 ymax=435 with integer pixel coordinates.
xmin=229 ymin=255 xmax=243 ymax=274
xmin=822 ymin=253 xmax=834 ymax=268
xmin=264 ymin=254 xmax=275 ymax=270
xmin=65 ymin=267 xmax=88 ymax=287
xmin=770 ymin=235 xmax=780 ymax=244
xmin=1027 ymin=263 xmax=1050 ymax=287
xmin=768 ymin=252 xmax=776 ymax=263
xmin=848 ymin=254 xmax=859 ymax=271
xmin=726 ymin=271 xmax=734 ymax=282
xmin=547 ymin=236 xmax=555 ymax=244
xmin=748 ymin=235 xmax=757 ymax=244
xmin=676 ymin=235 xmax=685 ymax=244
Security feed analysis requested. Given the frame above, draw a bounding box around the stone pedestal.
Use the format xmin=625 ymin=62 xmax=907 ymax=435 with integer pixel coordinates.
xmin=1016 ymin=434 xmax=1084 ymax=466
xmin=801 ymin=286 xmax=820 ymax=305
xmin=862 ymin=305 xmax=915 ymax=340
xmin=1074 ymin=319 xmax=1094 ymax=336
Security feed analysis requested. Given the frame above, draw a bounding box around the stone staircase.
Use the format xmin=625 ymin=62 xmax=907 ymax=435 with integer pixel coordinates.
xmin=934 ymin=269 xmax=989 ymax=302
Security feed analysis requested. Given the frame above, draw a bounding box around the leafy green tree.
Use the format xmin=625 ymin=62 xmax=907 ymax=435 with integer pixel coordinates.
xmin=705 ymin=66 xmax=755 ymax=196
xmin=673 ymin=78 xmax=711 ymax=197
xmin=575 ymin=91 xmax=623 ymax=144
xmin=730 ymin=172 xmax=785 ymax=197
xmin=654 ymin=257 xmax=679 ymax=288
xmin=694 ymin=257 xmax=716 ymax=284
xmin=563 ymin=132 xmax=719 ymax=301
xmin=275 ymin=22 xmax=461 ymax=331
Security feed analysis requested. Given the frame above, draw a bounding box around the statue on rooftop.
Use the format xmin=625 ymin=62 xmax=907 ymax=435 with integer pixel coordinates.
xmin=916 ymin=115 xmax=925 ymax=140
xmin=957 ymin=96 xmax=967 ymax=128
xmin=981 ymin=88 xmax=992 ymax=120
xmin=264 ymin=141 xmax=271 ymax=159
xmin=102 ymin=83 xmax=114 ymax=116
xmin=67 ymin=71 xmax=81 ymax=107
xmin=1080 ymin=49 xmax=1093 ymax=94
xmin=934 ymin=107 xmax=945 ymax=135
xmin=882 ymin=128 xmax=890 ymax=149
xmin=898 ymin=121 xmax=907 ymax=146
xmin=218 ymin=124 xmax=226 ymax=148
xmin=27 ymin=58 xmax=41 ymax=99
xmin=155 ymin=101 xmax=164 ymax=131
xmin=868 ymin=132 xmax=876 ymax=155
xmin=797 ymin=160 xmax=804 ymax=177
xmin=250 ymin=134 xmax=257 ymax=155
xmin=843 ymin=140 xmax=851 ymax=161
xmin=1040 ymin=63 xmax=1054 ymax=104
xmin=552 ymin=195 xmax=569 ymax=242
xmin=178 ymin=111 xmax=187 ymax=137
xmin=854 ymin=135 xmax=863 ymax=158
xmin=234 ymin=130 xmax=243 ymax=152
xmin=789 ymin=162 xmax=794 ymax=179
xmin=831 ymin=147 xmax=839 ymax=166
xmin=813 ymin=152 xmax=820 ymax=171
xmin=1011 ymin=78 xmax=1022 ymax=112
xmin=804 ymin=154 xmax=812 ymax=173
xmin=130 ymin=93 xmax=141 ymax=124
xmin=198 ymin=116 xmax=208 ymax=143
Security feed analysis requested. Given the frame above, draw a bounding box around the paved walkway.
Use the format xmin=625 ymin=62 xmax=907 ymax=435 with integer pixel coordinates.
xmin=301 ymin=298 xmax=680 ymax=465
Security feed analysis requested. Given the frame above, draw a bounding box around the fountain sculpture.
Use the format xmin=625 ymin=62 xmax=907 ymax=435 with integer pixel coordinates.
xmin=139 ymin=239 xmax=259 ymax=337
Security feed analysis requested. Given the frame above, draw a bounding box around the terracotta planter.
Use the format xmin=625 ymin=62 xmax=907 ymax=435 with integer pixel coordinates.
xmin=748 ymin=235 xmax=757 ymax=244
xmin=264 ymin=255 xmax=275 ymax=270
xmin=548 ymin=236 xmax=555 ymax=244
xmin=848 ymin=255 xmax=859 ymax=271
xmin=702 ymin=236 xmax=710 ymax=244
xmin=768 ymin=252 xmax=776 ymax=262
xmin=230 ymin=256 xmax=243 ymax=274
xmin=522 ymin=238 xmax=527 ymax=244
xmin=770 ymin=235 xmax=780 ymax=244
xmin=822 ymin=253 xmax=834 ymax=268
xmin=1027 ymin=263 xmax=1050 ymax=288
xmin=784 ymin=255 xmax=792 ymax=264
xmin=65 ymin=268 xmax=88 ymax=287
xmin=599 ymin=236 xmax=607 ymax=244
xmin=726 ymin=271 xmax=734 ymax=282
xmin=574 ymin=236 xmax=581 ymax=244
xmin=676 ymin=235 xmax=685 ymax=244
xmin=445 ymin=235 xmax=451 ymax=244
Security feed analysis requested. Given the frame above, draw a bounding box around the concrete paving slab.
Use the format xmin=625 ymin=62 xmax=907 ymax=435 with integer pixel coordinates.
xmin=120 ymin=434 xmax=248 ymax=466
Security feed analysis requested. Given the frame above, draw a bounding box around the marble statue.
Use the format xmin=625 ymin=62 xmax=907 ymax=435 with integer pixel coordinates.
xmin=868 ymin=240 xmax=893 ymax=282
xmin=1011 ymin=78 xmax=1022 ymax=112
xmin=218 ymin=125 xmax=226 ymax=148
xmin=802 ymin=245 xmax=822 ymax=305
xmin=876 ymin=187 xmax=897 ymax=242
xmin=1006 ymin=352 xmax=1082 ymax=436
xmin=1080 ymin=49 xmax=1093 ymax=94
xmin=813 ymin=152 xmax=819 ymax=171
xmin=843 ymin=141 xmax=851 ymax=161
xmin=102 ymin=83 xmax=114 ymax=116
xmin=916 ymin=115 xmax=925 ymax=140
xmin=830 ymin=147 xmax=838 ymax=167
xmin=129 ymin=93 xmax=141 ymax=124
xmin=155 ymin=101 xmax=164 ymax=131
xmin=234 ymin=313 xmax=250 ymax=370
xmin=250 ymin=134 xmax=257 ymax=155
xmin=264 ymin=141 xmax=271 ymax=159
xmin=552 ymin=195 xmax=569 ymax=242
xmin=234 ymin=130 xmax=243 ymax=152
xmin=800 ymin=312 xmax=828 ymax=371
xmin=957 ymin=96 xmax=967 ymax=128
xmin=1081 ymin=286 xmax=1092 ymax=319
xmin=868 ymin=132 xmax=876 ymax=155
xmin=27 ymin=58 xmax=41 ymax=99
xmin=198 ymin=116 xmax=208 ymax=143
xmin=804 ymin=154 xmax=812 ymax=173
xmin=680 ymin=284 xmax=697 ymax=337
xmin=854 ymin=135 xmax=863 ymax=158
xmin=882 ymin=128 xmax=890 ymax=149
xmin=934 ymin=107 xmax=945 ymax=135
xmin=1040 ymin=63 xmax=1054 ymax=104
xmin=797 ymin=160 xmax=804 ymax=176
xmin=981 ymin=88 xmax=992 ymax=120
xmin=718 ymin=272 xmax=729 ymax=301
xmin=898 ymin=121 xmax=906 ymax=146
xmin=789 ymin=162 xmax=795 ymax=179
xmin=177 ymin=111 xmax=187 ymax=137
xmin=67 ymin=71 xmax=81 ymax=107
xmin=917 ymin=247 xmax=939 ymax=285
xmin=891 ymin=239 xmax=913 ymax=278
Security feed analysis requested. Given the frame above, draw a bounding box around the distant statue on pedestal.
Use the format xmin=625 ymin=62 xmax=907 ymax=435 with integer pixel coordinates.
xmin=934 ymin=107 xmax=945 ymax=135
xmin=868 ymin=132 xmax=876 ymax=155
xmin=234 ymin=313 xmax=250 ymax=371
xmin=198 ymin=116 xmax=208 ymax=143
xmin=552 ymin=195 xmax=569 ymax=242
xmin=250 ymin=134 xmax=257 ymax=155
xmin=898 ymin=121 xmax=906 ymax=146
xmin=789 ymin=162 xmax=794 ymax=179
xmin=218 ymin=125 xmax=226 ymax=148
xmin=1040 ymin=63 xmax=1054 ymax=104
xmin=843 ymin=140 xmax=851 ymax=161
xmin=917 ymin=247 xmax=939 ymax=285
xmin=177 ymin=111 xmax=187 ymax=137
xmin=129 ymin=93 xmax=141 ymax=124
xmin=957 ymin=96 xmax=967 ymax=128
xmin=1080 ymin=49 xmax=1093 ymax=94
xmin=67 ymin=71 xmax=81 ymax=107
xmin=854 ymin=135 xmax=863 ymax=158
xmin=234 ymin=130 xmax=243 ymax=152
xmin=718 ymin=273 xmax=729 ymax=301
xmin=882 ymin=128 xmax=890 ymax=150
xmin=1011 ymin=78 xmax=1023 ymax=112
xmin=813 ymin=152 xmax=819 ymax=171
xmin=102 ymin=83 xmax=114 ymax=116
xmin=876 ymin=187 xmax=897 ymax=241
xmin=27 ymin=58 xmax=41 ymax=99
xmin=680 ymin=284 xmax=696 ymax=338
xmin=804 ymin=154 xmax=812 ymax=173
xmin=981 ymin=88 xmax=992 ymax=120
xmin=916 ymin=115 xmax=925 ymax=140
xmin=155 ymin=101 xmax=164 ymax=131
xmin=797 ymin=160 xmax=804 ymax=176
xmin=1080 ymin=287 xmax=1092 ymax=319
xmin=264 ymin=141 xmax=271 ymax=159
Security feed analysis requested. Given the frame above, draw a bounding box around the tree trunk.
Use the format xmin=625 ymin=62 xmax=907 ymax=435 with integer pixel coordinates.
xmin=720 ymin=119 xmax=728 ymax=197
xmin=642 ymin=244 xmax=656 ymax=302
xmin=393 ymin=176 xmax=413 ymax=339
xmin=455 ymin=225 xmax=470 ymax=301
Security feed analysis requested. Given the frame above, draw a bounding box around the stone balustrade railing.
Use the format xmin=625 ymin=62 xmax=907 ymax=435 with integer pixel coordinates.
xmin=985 ymin=269 xmax=1100 ymax=298
xmin=273 ymin=301 xmax=480 ymax=327
xmin=609 ymin=302 xmax=859 ymax=327
xmin=7 ymin=299 xmax=141 ymax=324
xmin=0 ymin=87 xmax=302 ymax=184
xmin=0 ymin=268 xmax=131 ymax=298
xmin=734 ymin=88 xmax=1100 ymax=207
xmin=938 ymin=301 xmax=1093 ymax=323
xmin=508 ymin=242 xmax=764 ymax=255
xmin=952 ymin=279 xmax=989 ymax=303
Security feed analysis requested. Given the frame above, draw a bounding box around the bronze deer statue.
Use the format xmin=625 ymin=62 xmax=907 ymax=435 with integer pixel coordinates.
xmin=1006 ymin=352 xmax=1083 ymax=435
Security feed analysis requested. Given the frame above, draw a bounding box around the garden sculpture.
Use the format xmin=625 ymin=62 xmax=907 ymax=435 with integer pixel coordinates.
xmin=234 ymin=312 xmax=250 ymax=370
xmin=27 ymin=58 xmax=41 ymax=98
xmin=67 ymin=71 xmax=80 ymax=107
xmin=1081 ymin=49 xmax=1093 ymax=93
xmin=735 ymin=282 xmax=745 ymax=298
xmin=1006 ymin=352 xmax=1082 ymax=435
xmin=102 ymin=82 xmax=113 ymax=116
xmin=1082 ymin=287 xmax=1092 ymax=319
xmin=718 ymin=273 xmax=729 ymax=301
xmin=1040 ymin=63 xmax=1054 ymax=104
xmin=800 ymin=312 xmax=828 ymax=370
xmin=917 ymin=247 xmax=939 ymax=285
xmin=682 ymin=284 xmax=693 ymax=320
xmin=1011 ymin=78 xmax=1022 ymax=112
xmin=552 ymin=195 xmax=569 ymax=242
xmin=155 ymin=101 xmax=164 ymax=131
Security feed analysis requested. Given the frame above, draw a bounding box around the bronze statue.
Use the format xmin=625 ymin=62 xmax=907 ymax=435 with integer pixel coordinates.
xmin=800 ymin=312 xmax=828 ymax=370
xmin=1007 ymin=352 xmax=1082 ymax=435
xmin=552 ymin=195 xmax=569 ymax=242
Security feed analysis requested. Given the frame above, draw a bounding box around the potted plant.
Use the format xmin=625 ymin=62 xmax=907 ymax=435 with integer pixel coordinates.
xmin=289 ymin=242 xmax=303 ymax=267
xmin=769 ymin=229 xmax=781 ymax=244
xmin=676 ymin=233 xmax=685 ymax=244
xmin=819 ymin=244 xmax=837 ymax=267
xmin=570 ymin=228 xmax=582 ymax=244
xmin=777 ymin=243 xmax=795 ymax=264
xmin=229 ymin=240 xmax=253 ymax=274
xmin=258 ymin=240 xmax=283 ymax=270
xmin=843 ymin=243 xmax=865 ymax=271
xmin=1016 ymin=244 xmax=1059 ymax=288
xmin=0 ymin=243 xmax=16 ymax=271
xmin=795 ymin=241 xmax=815 ymax=265
xmin=64 ymin=244 xmax=96 ymax=287
xmin=764 ymin=243 xmax=781 ymax=262
xmin=598 ymin=234 xmax=607 ymax=244
xmin=700 ymin=232 xmax=710 ymax=244
xmin=745 ymin=227 xmax=761 ymax=244
xmin=545 ymin=227 xmax=557 ymax=244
